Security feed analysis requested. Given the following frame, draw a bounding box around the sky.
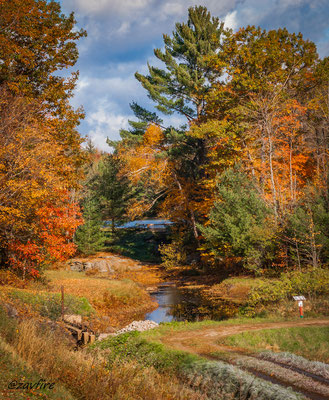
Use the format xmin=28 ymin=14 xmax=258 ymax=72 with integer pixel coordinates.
xmin=60 ymin=0 xmax=329 ymax=151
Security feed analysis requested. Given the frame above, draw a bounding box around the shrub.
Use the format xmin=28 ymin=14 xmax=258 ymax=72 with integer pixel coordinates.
xmin=244 ymin=268 xmax=329 ymax=315
xmin=0 ymin=270 xmax=26 ymax=288
xmin=9 ymin=290 xmax=94 ymax=320
xmin=159 ymin=242 xmax=187 ymax=270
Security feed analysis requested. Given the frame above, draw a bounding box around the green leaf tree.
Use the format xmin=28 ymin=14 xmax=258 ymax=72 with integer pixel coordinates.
xmin=285 ymin=189 xmax=329 ymax=269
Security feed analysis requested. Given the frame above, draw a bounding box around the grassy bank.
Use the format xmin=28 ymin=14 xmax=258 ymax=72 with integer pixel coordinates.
xmin=0 ymin=267 xmax=157 ymax=329
xmin=199 ymin=269 xmax=329 ymax=319
xmin=0 ymin=306 xmax=205 ymax=400
xmin=94 ymin=328 xmax=304 ymax=400
xmin=46 ymin=269 xmax=157 ymax=327
xmin=0 ymin=336 xmax=76 ymax=400
xmin=219 ymin=326 xmax=329 ymax=363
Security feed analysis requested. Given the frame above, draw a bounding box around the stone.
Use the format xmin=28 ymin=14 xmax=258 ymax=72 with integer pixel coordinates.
xmin=69 ymin=260 xmax=84 ymax=272
xmin=69 ymin=258 xmax=113 ymax=273
xmin=64 ymin=314 xmax=82 ymax=325
xmin=104 ymin=325 xmax=116 ymax=333
xmin=115 ymin=320 xmax=159 ymax=335
xmin=2 ymin=303 xmax=18 ymax=318
xmin=97 ymin=333 xmax=115 ymax=341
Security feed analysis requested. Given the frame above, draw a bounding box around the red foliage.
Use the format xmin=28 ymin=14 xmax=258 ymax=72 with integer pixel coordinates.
xmin=8 ymin=194 xmax=83 ymax=279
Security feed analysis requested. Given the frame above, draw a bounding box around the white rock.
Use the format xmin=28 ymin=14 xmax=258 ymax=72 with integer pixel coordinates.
xmin=115 ymin=320 xmax=159 ymax=335
xmin=64 ymin=314 xmax=82 ymax=325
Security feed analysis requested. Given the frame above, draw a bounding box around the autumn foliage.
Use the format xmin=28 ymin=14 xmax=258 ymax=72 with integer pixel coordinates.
xmin=117 ymin=11 xmax=329 ymax=273
xmin=0 ymin=0 xmax=86 ymax=278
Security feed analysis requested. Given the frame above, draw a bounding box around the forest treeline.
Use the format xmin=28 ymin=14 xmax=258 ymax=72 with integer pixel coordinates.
xmin=108 ymin=6 xmax=329 ymax=275
xmin=1 ymin=2 xmax=328 ymax=278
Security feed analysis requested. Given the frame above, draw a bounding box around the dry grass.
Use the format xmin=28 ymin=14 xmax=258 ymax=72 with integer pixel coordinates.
xmin=44 ymin=270 xmax=157 ymax=327
xmin=0 ymin=268 xmax=158 ymax=329
xmin=113 ymin=264 xmax=163 ymax=287
xmin=6 ymin=318 xmax=205 ymax=400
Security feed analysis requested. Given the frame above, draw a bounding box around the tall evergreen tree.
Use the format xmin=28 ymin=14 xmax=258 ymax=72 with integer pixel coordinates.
xmin=130 ymin=6 xmax=228 ymax=243
xmin=199 ymin=167 xmax=274 ymax=272
xmin=91 ymin=154 xmax=131 ymax=232
xmin=135 ymin=6 xmax=227 ymax=120
xmin=74 ymin=196 xmax=106 ymax=255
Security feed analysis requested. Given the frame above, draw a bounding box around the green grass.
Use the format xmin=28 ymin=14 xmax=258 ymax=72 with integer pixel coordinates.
xmin=139 ymin=316 xmax=290 ymax=342
xmin=9 ymin=289 xmax=94 ymax=320
xmin=95 ymin=330 xmax=199 ymax=371
xmin=219 ymin=326 xmax=329 ymax=363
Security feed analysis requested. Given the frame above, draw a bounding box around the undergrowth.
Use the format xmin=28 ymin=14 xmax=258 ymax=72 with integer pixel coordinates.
xmin=0 ymin=305 xmax=205 ymax=400
xmin=9 ymin=290 xmax=94 ymax=320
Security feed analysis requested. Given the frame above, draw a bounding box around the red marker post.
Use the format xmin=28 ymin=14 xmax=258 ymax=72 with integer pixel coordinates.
xmin=298 ymin=300 xmax=304 ymax=318
xmin=293 ymin=296 xmax=306 ymax=318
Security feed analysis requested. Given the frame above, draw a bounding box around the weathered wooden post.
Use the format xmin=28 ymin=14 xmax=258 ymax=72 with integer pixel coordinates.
xmin=61 ymin=285 xmax=64 ymax=321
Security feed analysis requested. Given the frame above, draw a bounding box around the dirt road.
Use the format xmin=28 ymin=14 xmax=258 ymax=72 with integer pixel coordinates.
xmin=161 ymin=319 xmax=329 ymax=400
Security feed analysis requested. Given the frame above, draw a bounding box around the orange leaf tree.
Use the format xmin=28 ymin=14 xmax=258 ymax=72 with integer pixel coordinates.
xmin=0 ymin=0 xmax=87 ymax=277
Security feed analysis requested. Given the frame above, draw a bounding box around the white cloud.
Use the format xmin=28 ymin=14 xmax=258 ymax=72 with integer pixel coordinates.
xmin=87 ymin=107 xmax=133 ymax=151
xmin=61 ymin=0 xmax=329 ymax=150
xmin=224 ymin=10 xmax=238 ymax=30
xmin=66 ymin=0 xmax=153 ymax=16
xmin=117 ymin=21 xmax=130 ymax=36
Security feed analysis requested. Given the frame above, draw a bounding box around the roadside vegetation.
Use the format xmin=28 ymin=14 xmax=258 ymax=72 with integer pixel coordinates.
xmin=0 ymin=306 xmax=205 ymax=400
xmin=220 ymin=326 xmax=329 ymax=363
xmin=93 ymin=330 xmax=304 ymax=400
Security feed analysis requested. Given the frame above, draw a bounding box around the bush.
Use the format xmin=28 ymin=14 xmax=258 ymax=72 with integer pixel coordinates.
xmin=242 ymin=268 xmax=329 ymax=315
xmin=159 ymin=242 xmax=187 ymax=270
xmin=0 ymin=270 xmax=26 ymax=288
xmin=9 ymin=290 xmax=94 ymax=320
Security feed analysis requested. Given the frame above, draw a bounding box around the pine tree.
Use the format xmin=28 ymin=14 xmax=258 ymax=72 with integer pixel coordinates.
xmin=74 ymin=196 xmax=106 ymax=255
xmin=91 ymin=154 xmax=131 ymax=232
xmin=199 ymin=167 xmax=274 ymax=272
xmin=135 ymin=6 xmax=226 ymax=120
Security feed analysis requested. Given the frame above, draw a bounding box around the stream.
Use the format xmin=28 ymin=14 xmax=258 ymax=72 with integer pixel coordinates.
xmin=145 ymin=282 xmax=203 ymax=323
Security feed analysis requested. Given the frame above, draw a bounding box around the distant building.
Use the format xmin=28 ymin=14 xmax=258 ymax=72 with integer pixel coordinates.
xmin=108 ymin=219 xmax=173 ymax=231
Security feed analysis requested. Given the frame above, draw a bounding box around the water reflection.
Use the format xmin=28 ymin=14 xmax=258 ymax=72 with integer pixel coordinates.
xmin=145 ymin=282 xmax=201 ymax=323
xmin=145 ymin=282 xmax=238 ymax=323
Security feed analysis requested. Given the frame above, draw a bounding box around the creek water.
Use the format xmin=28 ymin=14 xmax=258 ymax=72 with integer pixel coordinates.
xmin=145 ymin=282 xmax=202 ymax=323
